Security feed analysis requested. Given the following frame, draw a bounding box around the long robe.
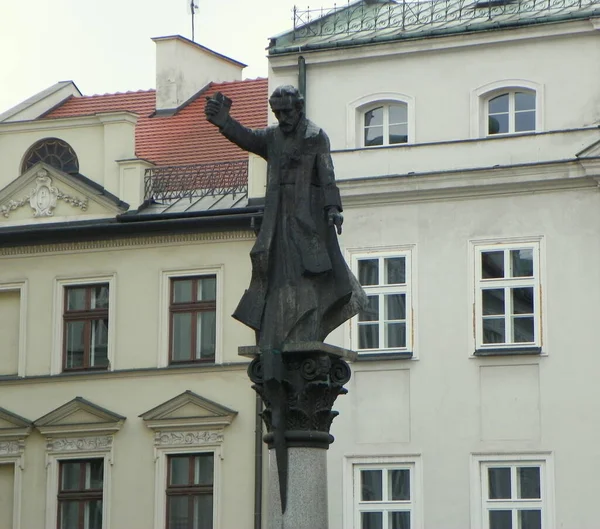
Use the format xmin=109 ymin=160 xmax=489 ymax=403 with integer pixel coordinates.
xmin=219 ymin=116 xmax=366 ymax=349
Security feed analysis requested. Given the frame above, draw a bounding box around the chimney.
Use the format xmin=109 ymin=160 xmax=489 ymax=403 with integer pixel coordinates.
xmin=152 ymin=35 xmax=246 ymax=112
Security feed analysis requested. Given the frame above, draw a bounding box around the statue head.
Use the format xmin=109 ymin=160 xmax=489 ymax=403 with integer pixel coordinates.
xmin=269 ymin=85 xmax=305 ymax=135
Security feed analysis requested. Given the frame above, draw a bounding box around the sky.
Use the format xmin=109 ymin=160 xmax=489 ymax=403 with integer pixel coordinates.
xmin=0 ymin=0 xmax=307 ymax=113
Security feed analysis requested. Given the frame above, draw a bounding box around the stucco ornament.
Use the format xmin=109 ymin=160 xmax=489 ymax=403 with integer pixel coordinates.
xmin=0 ymin=169 xmax=88 ymax=218
xmin=47 ymin=435 xmax=113 ymax=453
xmin=154 ymin=430 xmax=224 ymax=447
xmin=0 ymin=440 xmax=20 ymax=455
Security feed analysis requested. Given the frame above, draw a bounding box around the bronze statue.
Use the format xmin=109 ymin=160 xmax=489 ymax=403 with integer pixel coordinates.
xmin=205 ymin=86 xmax=365 ymax=350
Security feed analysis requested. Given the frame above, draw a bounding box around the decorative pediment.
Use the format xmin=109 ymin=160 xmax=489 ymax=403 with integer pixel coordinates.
xmin=140 ymin=390 xmax=237 ymax=431
xmin=0 ymin=407 xmax=32 ymax=456
xmin=34 ymin=397 xmax=125 ymax=437
xmin=0 ymin=162 xmax=127 ymax=224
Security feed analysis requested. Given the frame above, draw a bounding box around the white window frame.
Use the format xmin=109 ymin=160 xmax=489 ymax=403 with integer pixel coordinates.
xmin=344 ymin=455 xmax=423 ymax=529
xmin=471 ymin=239 xmax=543 ymax=353
xmin=347 ymin=92 xmax=416 ymax=148
xmin=350 ymin=247 xmax=415 ymax=357
xmin=153 ymin=444 xmax=222 ymax=529
xmin=470 ymin=453 xmax=555 ymax=529
xmin=0 ymin=281 xmax=27 ymax=377
xmin=158 ymin=266 xmax=224 ymax=367
xmin=471 ymin=80 xmax=544 ymax=138
xmin=0 ymin=454 xmax=25 ymax=529
xmin=45 ymin=449 xmax=112 ymax=529
xmin=52 ymin=275 xmax=116 ymax=375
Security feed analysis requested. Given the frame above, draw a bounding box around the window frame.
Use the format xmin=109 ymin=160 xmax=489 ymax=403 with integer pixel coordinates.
xmin=159 ymin=267 xmax=223 ymax=367
xmin=0 ymin=281 xmax=27 ymax=377
xmin=486 ymin=90 xmax=536 ymax=137
xmin=344 ymin=456 xmax=423 ymax=529
xmin=471 ymin=453 xmax=554 ymax=529
xmin=52 ymin=275 xmax=116 ymax=375
xmin=472 ymin=240 xmax=542 ymax=354
xmin=350 ymin=248 xmax=415 ymax=358
xmin=362 ymin=102 xmax=409 ymax=148
xmin=0 ymin=456 xmax=25 ymax=529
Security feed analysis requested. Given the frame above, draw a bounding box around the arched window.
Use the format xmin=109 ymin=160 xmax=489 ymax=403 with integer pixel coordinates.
xmin=487 ymin=90 xmax=536 ymax=135
xmin=363 ymin=103 xmax=408 ymax=147
xmin=21 ymin=138 xmax=79 ymax=174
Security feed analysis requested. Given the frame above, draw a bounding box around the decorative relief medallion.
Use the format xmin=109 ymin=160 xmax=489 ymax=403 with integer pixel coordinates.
xmin=48 ymin=435 xmax=113 ymax=453
xmin=0 ymin=440 xmax=20 ymax=455
xmin=155 ymin=431 xmax=223 ymax=447
xmin=0 ymin=170 xmax=88 ymax=218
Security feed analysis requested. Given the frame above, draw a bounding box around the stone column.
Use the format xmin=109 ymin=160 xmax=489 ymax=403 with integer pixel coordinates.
xmin=240 ymin=342 xmax=356 ymax=529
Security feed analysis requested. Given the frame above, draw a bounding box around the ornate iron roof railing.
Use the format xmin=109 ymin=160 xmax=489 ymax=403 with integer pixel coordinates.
xmin=292 ymin=0 xmax=600 ymax=40
xmin=144 ymin=160 xmax=248 ymax=202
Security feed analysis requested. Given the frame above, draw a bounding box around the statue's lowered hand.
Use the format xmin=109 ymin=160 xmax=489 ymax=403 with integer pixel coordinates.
xmin=327 ymin=208 xmax=343 ymax=235
xmin=205 ymin=92 xmax=232 ymax=128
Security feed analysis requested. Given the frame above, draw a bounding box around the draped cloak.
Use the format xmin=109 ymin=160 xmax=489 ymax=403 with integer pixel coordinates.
xmin=219 ymin=116 xmax=366 ymax=349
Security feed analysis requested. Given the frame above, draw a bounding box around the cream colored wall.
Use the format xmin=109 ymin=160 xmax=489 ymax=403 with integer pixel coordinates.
xmin=0 ymin=464 xmax=14 ymax=529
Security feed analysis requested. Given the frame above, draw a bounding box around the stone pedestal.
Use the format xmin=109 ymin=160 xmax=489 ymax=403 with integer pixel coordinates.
xmin=240 ymin=342 xmax=356 ymax=529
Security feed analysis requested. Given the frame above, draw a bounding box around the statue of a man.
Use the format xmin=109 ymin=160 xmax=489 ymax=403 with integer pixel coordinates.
xmin=205 ymin=85 xmax=365 ymax=350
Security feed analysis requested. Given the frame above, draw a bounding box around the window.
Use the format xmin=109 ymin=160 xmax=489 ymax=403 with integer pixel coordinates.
xmin=364 ymin=103 xmax=408 ymax=146
xmin=474 ymin=242 xmax=541 ymax=352
xmin=169 ymin=276 xmax=216 ymax=364
xmin=487 ymin=91 xmax=536 ymax=135
xmin=166 ymin=453 xmax=214 ymax=529
xmin=353 ymin=251 xmax=412 ymax=355
xmin=475 ymin=456 xmax=553 ymax=529
xmin=57 ymin=459 xmax=103 ymax=529
xmin=22 ymin=138 xmax=79 ymax=174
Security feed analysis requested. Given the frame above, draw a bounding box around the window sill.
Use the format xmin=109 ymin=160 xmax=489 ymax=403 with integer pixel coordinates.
xmin=355 ymin=351 xmax=413 ymax=361
xmin=473 ymin=347 xmax=542 ymax=357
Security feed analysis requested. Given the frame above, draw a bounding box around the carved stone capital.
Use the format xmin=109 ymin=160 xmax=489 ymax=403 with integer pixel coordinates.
xmin=47 ymin=435 xmax=113 ymax=453
xmin=154 ymin=430 xmax=224 ymax=448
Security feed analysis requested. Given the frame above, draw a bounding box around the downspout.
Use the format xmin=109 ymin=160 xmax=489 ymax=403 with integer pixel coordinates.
xmin=298 ymin=56 xmax=307 ymax=108
xmin=254 ymin=394 xmax=263 ymax=529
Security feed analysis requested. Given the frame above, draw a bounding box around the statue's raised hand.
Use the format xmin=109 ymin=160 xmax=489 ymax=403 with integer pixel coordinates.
xmin=205 ymin=92 xmax=232 ymax=128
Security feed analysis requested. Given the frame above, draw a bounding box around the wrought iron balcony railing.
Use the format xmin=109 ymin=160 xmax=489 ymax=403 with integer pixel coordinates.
xmin=144 ymin=160 xmax=248 ymax=202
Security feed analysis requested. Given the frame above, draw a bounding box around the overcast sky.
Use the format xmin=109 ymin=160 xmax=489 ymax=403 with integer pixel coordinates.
xmin=0 ymin=0 xmax=306 ymax=113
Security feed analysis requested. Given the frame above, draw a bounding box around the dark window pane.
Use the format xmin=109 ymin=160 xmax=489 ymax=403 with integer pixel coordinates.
xmin=512 ymin=288 xmax=534 ymax=315
xmin=91 ymin=319 xmax=109 ymax=367
xmin=385 ymin=257 xmax=405 ymax=284
xmin=358 ymin=259 xmax=379 ymax=286
xmin=196 ymin=311 xmax=216 ymax=359
xmin=386 ymin=322 xmax=406 ymax=348
xmin=86 ymin=500 xmax=103 ymax=529
xmin=168 ymin=496 xmax=190 ymax=528
xmin=389 ymin=124 xmax=408 ymax=144
xmin=489 ymin=114 xmax=509 ymax=134
xmin=483 ymin=289 xmax=505 ymax=316
xmin=66 ymin=321 xmax=85 ymax=368
xmin=515 ymin=92 xmax=535 ymax=111
xmin=511 ymin=249 xmax=534 ymax=277
xmin=59 ymin=501 xmax=79 ymax=529
xmin=67 ymin=288 xmax=87 ymax=311
xmin=365 ymin=107 xmax=384 ymax=127
xmin=515 ymin=111 xmax=535 ymax=132
xmin=359 ymin=324 xmax=379 ymax=349
xmin=483 ymin=318 xmax=505 ymax=344
xmin=488 ymin=467 xmax=511 ymax=499
xmin=490 ymin=510 xmax=512 ymax=529
xmin=362 ymin=512 xmax=383 ymax=529
xmin=482 ymin=251 xmax=504 ymax=279
xmin=170 ymin=456 xmax=191 ymax=485
xmin=489 ymin=94 xmax=509 ymax=114
xmin=172 ymin=313 xmax=193 ymax=361
xmin=513 ymin=317 xmax=534 ymax=343
xmin=193 ymin=494 xmax=214 ymax=529
xmin=91 ymin=285 xmax=109 ymax=309
xmin=519 ymin=510 xmax=541 ymax=529
xmin=173 ymin=279 xmax=194 ymax=303
xmin=359 ymin=296 xmax=379 ymax=322
xmin=361 ymin=470 xmax=382 ymax=501
xmin=365 ymin=126 xmax=384 ymax=146
xmin=389 ymin=104 xmax=407 ymax=124
xmin=518 ymin=467 xmax=541 ymax=499
xmin=198 ymin=277 xmax=217 ymax=301
xmin=194 ymin=454 xmax=214 ymax=486
xmin=390 ymin=511 xmax=410 ymax=529
xmin=390 ymin=469 xmax=410 ymax=500
xmin=61 ymin=461 xmax=81 ymax=490
xmin=87 ymin=460 xmax=104 ymax=489
xmin=385 ymin=294 xmax=406 ymax=320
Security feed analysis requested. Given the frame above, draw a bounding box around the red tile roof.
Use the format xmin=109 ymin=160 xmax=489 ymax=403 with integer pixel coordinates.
xmin=44 ymin=78 xmax=269 ymax=167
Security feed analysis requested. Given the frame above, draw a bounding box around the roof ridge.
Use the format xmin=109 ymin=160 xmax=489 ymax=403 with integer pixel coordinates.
xmin=81 ymin=89 xmax=156 ymax=98
xmin=211 ymin=78 xmax=267 ymax=88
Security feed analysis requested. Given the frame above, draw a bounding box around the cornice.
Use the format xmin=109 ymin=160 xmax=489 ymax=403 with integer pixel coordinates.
xmin=0 ymin=114 xmax=109 ymax=134
xmin=0 ymin=230 xmax=256 ymax=258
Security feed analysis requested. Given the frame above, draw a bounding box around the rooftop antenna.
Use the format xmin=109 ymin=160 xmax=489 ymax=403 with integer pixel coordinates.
xmin=187 ymin=0 xmax=199 ymax=41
